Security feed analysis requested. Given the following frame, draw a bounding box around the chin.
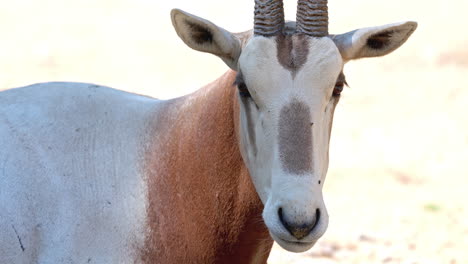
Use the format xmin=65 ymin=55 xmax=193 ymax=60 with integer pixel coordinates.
xmin=270 ymin=232 xmax=317 ymax=253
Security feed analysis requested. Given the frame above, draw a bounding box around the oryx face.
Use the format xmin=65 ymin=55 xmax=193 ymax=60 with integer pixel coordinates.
xmin=236 ymin=33 xmax=343 ymax=251
xmin=171 ymin=0 xmax=417 ymax=253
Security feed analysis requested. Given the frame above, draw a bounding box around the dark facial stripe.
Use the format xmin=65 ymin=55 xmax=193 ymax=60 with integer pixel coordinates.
xmin=278 ymin=99 xmax=312 ymax=174
xmin=326 ymin=95 xmax=340 ymax=144
xmin=276 ymin=34 xmax=309 ymax=78
xmin=242 ymin=96 xmax=258 ymax=157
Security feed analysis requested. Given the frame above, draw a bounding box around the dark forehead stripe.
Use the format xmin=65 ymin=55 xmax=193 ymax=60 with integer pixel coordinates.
xmin=278 ymin=99 xmax=313 ymax=174
xmin=276 ymin=34 xmax=310 ymax=77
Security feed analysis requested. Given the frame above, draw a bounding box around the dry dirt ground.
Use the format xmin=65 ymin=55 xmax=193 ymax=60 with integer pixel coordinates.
xmin=1 ymin=0 xmax=466 ymax=263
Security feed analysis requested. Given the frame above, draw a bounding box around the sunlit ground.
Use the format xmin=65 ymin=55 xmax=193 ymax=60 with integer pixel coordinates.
xmin=1 ymin=0 xmax=466 ymax=263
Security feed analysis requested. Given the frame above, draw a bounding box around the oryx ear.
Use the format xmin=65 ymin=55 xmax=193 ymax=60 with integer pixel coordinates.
xmin=332 ymin=21 xmax=417 ymax=61
xmin=171 ymin=9 xmax=241 ymax=70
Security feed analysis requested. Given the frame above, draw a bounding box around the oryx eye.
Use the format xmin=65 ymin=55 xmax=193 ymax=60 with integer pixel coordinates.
xmin=333 ymin=72 xmax=348 ymax=97
xmin=234 ymin=72 xmax=251 ymax=98
xmin=333 ymin=82 xmax=344 ymax=96
xmin=238 ymin=82 xmax=251 ymax=98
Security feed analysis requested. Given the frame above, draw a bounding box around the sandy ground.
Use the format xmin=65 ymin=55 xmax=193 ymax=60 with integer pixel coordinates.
xmin=0 ymin=0 xmax=466 ymax=263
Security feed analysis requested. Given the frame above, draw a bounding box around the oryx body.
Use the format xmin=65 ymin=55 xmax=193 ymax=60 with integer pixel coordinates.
xmin=0 ymin=1 xmax=417 ymax=263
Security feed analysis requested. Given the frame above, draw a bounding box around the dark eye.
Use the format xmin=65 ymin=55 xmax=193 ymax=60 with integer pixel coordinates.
xmin=237 ymin=82 xmax=251 ymax=98
xmin=333 ymin=81 xmax=344 ymax=97
xmin=234 ymin=72 xmax=251 ymax=98
xmin=333 ymin=72 xmax=348 ymax=97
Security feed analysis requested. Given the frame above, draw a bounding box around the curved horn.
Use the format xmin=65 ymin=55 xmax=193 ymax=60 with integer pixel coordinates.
xmin=254 ymin=0 xmax=285 ymax=36
xmin=296 ymin=0 xmax=329 ymax=37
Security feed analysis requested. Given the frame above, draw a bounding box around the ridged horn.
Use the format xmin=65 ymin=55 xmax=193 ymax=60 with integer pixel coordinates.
xmin=296 ymin=0 xmax=329 ymax=37
xmin=254 ymin=0 xmax=285 ymax=36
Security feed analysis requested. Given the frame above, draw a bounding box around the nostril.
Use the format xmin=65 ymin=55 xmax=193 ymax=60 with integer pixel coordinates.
xmin=278 ymin=207 xmax=321 ymax=240
xmin=278 ymin=207 xmax=285 ymax=226
xmin=313 ymin=208 xmax=320 ymax=230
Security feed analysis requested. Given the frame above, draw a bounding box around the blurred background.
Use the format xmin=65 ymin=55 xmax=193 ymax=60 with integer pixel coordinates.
xmin=0 ymin=0 xmax=466 ymax=263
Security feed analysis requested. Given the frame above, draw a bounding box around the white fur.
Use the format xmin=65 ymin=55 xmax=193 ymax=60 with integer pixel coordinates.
xmin=0 ymin=83 xmax=157 ymax=263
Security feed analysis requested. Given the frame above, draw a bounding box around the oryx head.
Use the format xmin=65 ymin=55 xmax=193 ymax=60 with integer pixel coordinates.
xmin=171 ymin=0 xmax=417 ymax=252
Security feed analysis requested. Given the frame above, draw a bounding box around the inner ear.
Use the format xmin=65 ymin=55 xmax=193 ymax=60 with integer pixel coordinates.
xmin=367 ymin=31 xmax=393 ymax=50
xmin=186 ymin=21 xmax=213 ymax=45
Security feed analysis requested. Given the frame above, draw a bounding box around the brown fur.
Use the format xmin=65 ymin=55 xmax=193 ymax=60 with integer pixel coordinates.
xmin=142 ymin=70 xmax=273 ymax=264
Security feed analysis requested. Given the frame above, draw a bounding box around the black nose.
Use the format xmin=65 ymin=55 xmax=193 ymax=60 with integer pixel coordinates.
xmin=278 ymin=207 xmax=320 ymax=240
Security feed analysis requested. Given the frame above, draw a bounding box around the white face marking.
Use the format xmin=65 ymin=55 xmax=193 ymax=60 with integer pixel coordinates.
xmin=237 ymin=35 xmax=343 ymax=252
